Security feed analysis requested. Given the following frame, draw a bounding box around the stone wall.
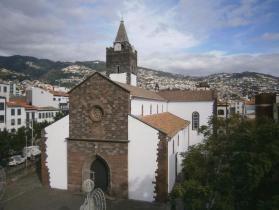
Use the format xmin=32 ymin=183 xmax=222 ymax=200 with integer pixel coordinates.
xmin=67 ymin=140 xmax=128 ymax=197
xmin=40 ymin=129 xmax=50 ymax=187
xmin=68 ymin=73 xmax=130 ymax=198
xmin=154 ymin=132 xmax=168 ymax=202
xmin=106 ymin=47 xmax=137 ymax=76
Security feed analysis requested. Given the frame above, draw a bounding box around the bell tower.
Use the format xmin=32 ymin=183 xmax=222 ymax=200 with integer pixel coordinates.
xmin=106 ymin=20 xmax=138 ymax=86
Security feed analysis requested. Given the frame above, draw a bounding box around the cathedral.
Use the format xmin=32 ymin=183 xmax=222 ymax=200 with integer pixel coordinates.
xmin=41 ymin=20 xmax=216 ymax=202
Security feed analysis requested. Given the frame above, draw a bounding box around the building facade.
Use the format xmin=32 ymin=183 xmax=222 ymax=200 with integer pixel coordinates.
xmin=41 ymin=20 xmax=216 ymax=202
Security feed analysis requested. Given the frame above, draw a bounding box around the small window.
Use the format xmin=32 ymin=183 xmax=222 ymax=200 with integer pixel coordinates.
xmin=51 ymin=112 xmax=54 ymax=117
xmin=117 ymin=65 xmax=120 ymax=73
xmin=53 ymin=98 xmax=56 ymax=101
xmin=141 ymin=105 xmax=144 ymax=116
xmin=39 ymin=113 xmax=41 ymax=119
xmin=173 ymin=140 xmax=175 ymax=154
xmin=11 ymin=119 xmax=15 ymax=126
xmin=17 ymin=118 xmax=21 ymax=125
xmin=3 ymin=86 xmax=7 ymax=93
xmin=218 ymin=109 xmax=224 ymax=115
xmin=150 ymin=104 xmax=152 ymax=115
xmin=192 ymin=112 xmax=200 ymax=130
xmin=32 ymin=112 xmax=35 ymax=120
xmin=0 ymin=103 xmax=4 ymax=110
xmin=58 ymin=98 xmax=61 ymax=101
xmin=17 ymin=109 xmax=21 ymax=115
xmin=157 ymin=104 xmax=159 ymax=114
xmin=178 ymin=135 xmax=179 ymax=146
xmin=11 ymin=109 xmax=15 ymax=116
xmin=0 ymin=115 xmax=4 ymax=123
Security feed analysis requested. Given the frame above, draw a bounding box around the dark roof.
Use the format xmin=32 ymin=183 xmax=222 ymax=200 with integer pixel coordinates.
xmin=158 ymin=90 xmax=216 ymax=102
xmin=132 ymin=112 xmax=190 ymax=138
xmin=115 ymin=20 xmax=129 ymax=43
xmin=116 ymin=82 xmax=166 ymax=101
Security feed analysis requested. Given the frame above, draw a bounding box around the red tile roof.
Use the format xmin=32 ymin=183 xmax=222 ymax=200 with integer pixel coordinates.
xmin=7 ymin=98 xmax=37 ymax=109
xmin=49 ymin=90 xmax=69 ymax=97
xmin=135 ymin=112 xmax=190 ymax=138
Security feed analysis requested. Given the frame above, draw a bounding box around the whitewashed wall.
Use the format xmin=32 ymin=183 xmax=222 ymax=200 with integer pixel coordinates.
xmin=0 ymin=83 xmax=10 ymax=101
xmin=131 ymin=98 xmax=167 ymax=116
xmin=167 ymin=101 xmax=214 ymax=146
xmin=6 ymin=106 xmax=26 ymax=131
xmin=131 ymin=73 xmax=137 ymax=86
xmin=110 ymin=73 xmax=127 ymax=84
xmin=45 ymin=115 xmax=69 ymax=190
xmin=168 ymin=128 xmax=189 ymax=192
xmin=0 ymin=98 xmax=6 ymax=131
xmin=27 ymin=87 xmax=57 ymax=108
xmin=128 ymin=115 xmax=159 ymax=202
xmin=37 ymin=111 xmax=58 ymax=123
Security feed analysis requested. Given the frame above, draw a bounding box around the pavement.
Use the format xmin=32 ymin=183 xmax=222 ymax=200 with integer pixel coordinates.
xmin=0 ymin=173 xmax=169 ymax=210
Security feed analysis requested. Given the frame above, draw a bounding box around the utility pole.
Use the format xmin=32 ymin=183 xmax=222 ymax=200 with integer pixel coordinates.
xmin=31 ymin=119 xmax=34 ymax=146
xmin=25 ymin=132 xmax=28 ymax=169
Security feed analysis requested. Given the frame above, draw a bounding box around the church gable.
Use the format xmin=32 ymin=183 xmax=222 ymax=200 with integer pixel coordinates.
xmin=69 ymin=72 xmax=130 ymax=140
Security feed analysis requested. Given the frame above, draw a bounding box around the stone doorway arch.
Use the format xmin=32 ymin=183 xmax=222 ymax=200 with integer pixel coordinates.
xmin=82 ymin=155 xmax=110 ymax=193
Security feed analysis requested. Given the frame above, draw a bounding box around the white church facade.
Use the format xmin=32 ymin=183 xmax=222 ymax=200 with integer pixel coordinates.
xmin=41 ymin=20 xmax=216 ymax=202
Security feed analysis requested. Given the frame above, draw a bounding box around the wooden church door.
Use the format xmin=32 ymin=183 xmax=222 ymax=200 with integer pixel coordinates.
xmin=90 ymin=157 xmax=109 ymax=192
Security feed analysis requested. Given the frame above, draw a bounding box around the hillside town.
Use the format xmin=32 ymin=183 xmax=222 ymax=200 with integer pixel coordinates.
xmin=0 ymin=3 xmax=279 ymax=209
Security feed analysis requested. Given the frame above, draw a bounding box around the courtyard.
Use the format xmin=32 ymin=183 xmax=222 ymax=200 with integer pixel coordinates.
xmin=0 ymin=173 xmax=169 ymax=210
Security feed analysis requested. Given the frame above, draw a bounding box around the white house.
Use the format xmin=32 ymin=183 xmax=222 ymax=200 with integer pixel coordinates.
xmin=6 ymin=101 xmax=26 ymax=132
xmin=26 ymin=87 xmax=56 ymax=108
xmin=0 ymin=80 xmax=10 ymax=101
xmin=0 ymin=97 xmax=6 ymax=131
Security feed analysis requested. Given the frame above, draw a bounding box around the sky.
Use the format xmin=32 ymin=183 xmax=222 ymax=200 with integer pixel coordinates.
xmin=0 ymin=0 xmax=279 ymax=76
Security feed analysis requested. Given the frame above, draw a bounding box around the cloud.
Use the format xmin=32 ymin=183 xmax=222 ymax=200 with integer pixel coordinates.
xmin=122 ymin=1 xmax=200 ymax=53
xmin=141 ymin=53 xmax=279 ymax=77
xmin=261 ymin=33 xmax=279 ymax=41
xmin=0 ymin=0 xmax=278 ymax=77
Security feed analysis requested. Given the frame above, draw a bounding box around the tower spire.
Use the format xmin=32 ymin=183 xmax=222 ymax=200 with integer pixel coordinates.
xmin=114 ymin=20 xmax=129 ymax=43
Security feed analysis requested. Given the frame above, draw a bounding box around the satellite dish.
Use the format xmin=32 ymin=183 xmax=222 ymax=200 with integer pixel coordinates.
xmin=0 ymin=166 xmax=6 ymax=201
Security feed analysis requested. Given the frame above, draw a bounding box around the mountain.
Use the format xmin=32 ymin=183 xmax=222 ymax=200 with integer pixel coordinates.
xmin=0 ymin=55 xmax=278 ymax=98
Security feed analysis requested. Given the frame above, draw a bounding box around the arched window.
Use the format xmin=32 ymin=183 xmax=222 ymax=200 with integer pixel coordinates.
xmin=192 ymin=112 xmax=200 ymax=130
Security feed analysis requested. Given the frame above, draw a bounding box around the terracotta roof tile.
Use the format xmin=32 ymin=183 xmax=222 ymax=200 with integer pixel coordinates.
xmin=137 ymin=112 xmax=190 ymax=138
xmin=49 ymin=90 xmax=69 ymax=97
xmin=158 ymin=90 xmax=216 ymax=102
xmin=116 ymin=82 xmax=166 ymax=101
xmin=7 ymin=98 xmax=37 ymax=109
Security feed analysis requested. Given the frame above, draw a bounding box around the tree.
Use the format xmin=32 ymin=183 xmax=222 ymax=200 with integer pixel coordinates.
xmin=172 ymin=116 xmax=279 ymax=210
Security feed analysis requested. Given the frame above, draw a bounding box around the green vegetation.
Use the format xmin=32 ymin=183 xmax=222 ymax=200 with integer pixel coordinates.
xmin=172 ymin=116 xmax=279 ymax=210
